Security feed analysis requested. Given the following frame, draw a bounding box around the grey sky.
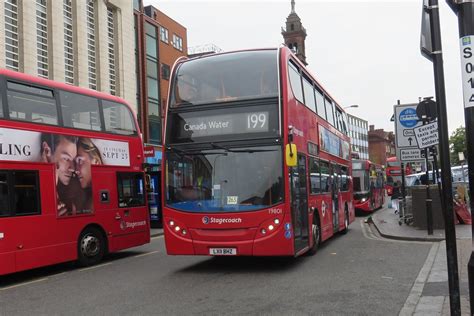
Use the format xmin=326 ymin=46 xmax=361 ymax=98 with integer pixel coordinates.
xmin=150 ymin=0 xmax=465 ymax=134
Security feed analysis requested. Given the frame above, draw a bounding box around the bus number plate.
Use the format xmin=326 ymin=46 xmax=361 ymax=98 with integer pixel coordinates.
xmin=209 ymin=248 xmax=237 ymax=256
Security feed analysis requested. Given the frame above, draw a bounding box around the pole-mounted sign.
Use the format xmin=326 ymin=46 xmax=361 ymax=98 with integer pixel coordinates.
xmin=460 ymin=35 xmax=474 ymax=108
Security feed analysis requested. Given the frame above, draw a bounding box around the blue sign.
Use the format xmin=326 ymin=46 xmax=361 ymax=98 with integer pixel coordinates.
xmin=399 ymin=108 xmax=419 ymax=128
xmin=145 ymin=150 xmax=162 ymax=165
xmin=284 ymin=230 xmax=292 ymax=239
xmin=284 ymin=223 xmax=291 ymax=230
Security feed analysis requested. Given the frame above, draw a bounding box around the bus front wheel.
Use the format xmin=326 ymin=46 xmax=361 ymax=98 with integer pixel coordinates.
xmin=77 ymin=227 xmax=106 ymax=267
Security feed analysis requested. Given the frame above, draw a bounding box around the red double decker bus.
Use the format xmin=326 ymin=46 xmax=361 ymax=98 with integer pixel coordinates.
xmin=352 ymin=160 xmax=385 ymax=213
xmin=162 ymin=47 xmax=354 ymax=257
xmin=385 ymin=157 xmax=412 ymax=195
xmin=0 ymin=69 xmax=150 ymax=275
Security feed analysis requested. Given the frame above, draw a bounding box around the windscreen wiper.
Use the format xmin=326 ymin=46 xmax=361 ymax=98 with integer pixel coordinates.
xmin=165 ymin=146 xmax=202 ymax=156
xmin=210 ymin=143 xmax=276 ymax=153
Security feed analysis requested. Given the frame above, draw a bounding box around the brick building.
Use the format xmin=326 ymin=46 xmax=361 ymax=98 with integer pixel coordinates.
xmin=368 ymin=125 xmax=396 ymax=166
xmin=133 ymin=1 xmax=187 ymax=146
xmin=0 ymin=0 xmax=135 ymax=109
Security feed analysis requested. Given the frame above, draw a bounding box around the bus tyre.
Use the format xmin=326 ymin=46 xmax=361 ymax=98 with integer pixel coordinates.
xmin=307 ymin=218 xmax=321 ymax=256
xmin=341 ymin=208 xmax=349 ymax=234
xmin=77 ymin=227 xmax=105 ymax=267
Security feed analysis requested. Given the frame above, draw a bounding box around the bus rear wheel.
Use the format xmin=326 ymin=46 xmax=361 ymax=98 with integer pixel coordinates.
xmin=307 ymin=218 xmax=321 ymax=256
xmin=77 ymin=227 xmax=105 ymax=267
xmin=341 ymin=208 xmax=349 ymax=234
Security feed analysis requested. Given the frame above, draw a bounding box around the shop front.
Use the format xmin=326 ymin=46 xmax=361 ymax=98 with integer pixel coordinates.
xmin=144 ymin=145 xmax=162 ymax=227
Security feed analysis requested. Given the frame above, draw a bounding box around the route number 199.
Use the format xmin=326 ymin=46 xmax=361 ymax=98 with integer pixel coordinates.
xmin=247 ymin=113 xmax=267 ymax=129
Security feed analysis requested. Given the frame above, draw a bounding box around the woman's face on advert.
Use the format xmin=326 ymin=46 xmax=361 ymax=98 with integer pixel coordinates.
xmin=75 ymin=147 xmax=92 ymax=189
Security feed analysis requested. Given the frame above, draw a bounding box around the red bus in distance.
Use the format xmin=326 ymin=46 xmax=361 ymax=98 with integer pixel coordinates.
xmin=385 ymin=157 xmax=412 ymax=195
xmin=0 ymin=69 xmax=150 ymax=276
xmin=162 ymin=47 xmax=354 ymax=257
xmin=352 ymin=160 xmax=385 ymax=213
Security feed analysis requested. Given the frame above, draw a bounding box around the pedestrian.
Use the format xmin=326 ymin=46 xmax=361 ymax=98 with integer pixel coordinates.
xmin=391 ymin=181 xmax=401 ymax=214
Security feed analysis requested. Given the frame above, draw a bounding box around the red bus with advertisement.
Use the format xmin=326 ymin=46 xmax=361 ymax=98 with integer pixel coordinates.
xmin=0 ymin=69 xmax=150 ymax=276
xmin=352 ymin=160 xmax=385 ymax=213
xmin=162 ymin=47 xmax=354 ymax=257
xmin=385 ymin=157 xmax=412 ymax=195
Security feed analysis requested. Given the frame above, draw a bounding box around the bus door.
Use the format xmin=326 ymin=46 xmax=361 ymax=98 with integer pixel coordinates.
xmin=290 ymin=154 xmax=309 ymax=253
xmin=331 ymin=163 xmax=340 ymax=232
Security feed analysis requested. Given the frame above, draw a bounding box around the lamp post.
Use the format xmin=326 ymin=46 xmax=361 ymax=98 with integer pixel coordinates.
xmin=343 ymin=104 xmax=359 ymax=110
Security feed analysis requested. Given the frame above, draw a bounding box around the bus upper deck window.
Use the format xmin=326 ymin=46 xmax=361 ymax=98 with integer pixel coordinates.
xmin=176 ymin=75 xmax=198 ymax=105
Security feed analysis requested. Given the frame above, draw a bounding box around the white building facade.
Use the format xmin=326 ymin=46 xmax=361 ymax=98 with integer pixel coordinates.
xmin=347 ymin=113 xmax=369 ymax=160
xmin=0 ymin=0 xmax=136 ymax=111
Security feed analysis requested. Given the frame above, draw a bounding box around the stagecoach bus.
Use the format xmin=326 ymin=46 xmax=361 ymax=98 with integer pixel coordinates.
xmin=352 ymin=159 xmax=385 ymax=213
xmin=0 ymin=69 xmax=149 ymax=275
xmin=162 ymin=47 xmax=354 ymax=257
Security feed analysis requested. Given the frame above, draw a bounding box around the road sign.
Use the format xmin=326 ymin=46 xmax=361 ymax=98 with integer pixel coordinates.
xmin=399 ymin=148 xmax=426 ymax=161
xmin=460 ymin=35 xmax=474 ymax=108
xmin=394 ymin=103 xmax=423 ymax=161
xmin=413 ymin=121 xmax=439 ymax=149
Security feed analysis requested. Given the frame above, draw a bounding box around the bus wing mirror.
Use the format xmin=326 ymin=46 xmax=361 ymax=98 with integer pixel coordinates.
xmin=285 ymin=144 xmax=297 ymax=167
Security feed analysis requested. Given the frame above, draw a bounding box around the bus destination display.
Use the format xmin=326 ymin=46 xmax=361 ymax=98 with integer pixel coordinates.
xmin=176 ymin=112 xmax=270 ymax=138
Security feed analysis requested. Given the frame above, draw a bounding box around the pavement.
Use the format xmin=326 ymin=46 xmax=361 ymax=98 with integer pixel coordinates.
xmin=372 ymin=205 xmax=472 ymax=315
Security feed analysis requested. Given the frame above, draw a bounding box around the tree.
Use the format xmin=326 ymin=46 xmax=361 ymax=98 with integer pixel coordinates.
xmin=449 ymin=126 xmax=466 ymax=165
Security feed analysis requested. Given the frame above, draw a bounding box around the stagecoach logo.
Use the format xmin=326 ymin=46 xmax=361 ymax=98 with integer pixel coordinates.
xmin=120 ymin=220 xmax=126 ymax=230
xmin=202 ymin=216 xmax=242 ymax=225
xmin=322 ymin=201 xmax=327 ymax=217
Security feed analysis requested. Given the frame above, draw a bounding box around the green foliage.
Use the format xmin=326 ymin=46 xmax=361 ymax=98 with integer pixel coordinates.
xmin=449 ymin=126 xmax=466 ymax=165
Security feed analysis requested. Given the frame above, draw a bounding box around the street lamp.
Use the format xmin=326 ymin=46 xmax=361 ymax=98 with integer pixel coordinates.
xmin=343 ymin=104 xmax=359 ymax=110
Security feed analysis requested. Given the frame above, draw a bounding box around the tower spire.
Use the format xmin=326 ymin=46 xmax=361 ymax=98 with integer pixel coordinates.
xmin=291 ymin=0 xmax=295 ymax=13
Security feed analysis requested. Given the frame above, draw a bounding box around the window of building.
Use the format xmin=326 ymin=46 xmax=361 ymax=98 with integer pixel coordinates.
xmin=36 ymin=0 xmax=49 ymax=78
xmin=117 ymin=172 xmax=145 ymax=208
xmin=63 ymin=0 xmax=75 ymax=84
xmin=148 ymin=117 xmax=161 ymax=144
xmin=133 ymin=0 xmax=141 ymax=11
xmin=172 ymin=34 xmax=183 ymax=51
xmin=86 ymin=0 xmax=97 ymax=90
xmin=107 ymin=6 xmax=118 ymax=95
xmin=162 ymin=64 xmax=170 ymax=80
xmin=5 ymin=0 xmax=20 ymax=71
xmin=0 ymin=170 xmax=41 ymax=217
xmin=160 ymin=26 xmax=168 ymax=43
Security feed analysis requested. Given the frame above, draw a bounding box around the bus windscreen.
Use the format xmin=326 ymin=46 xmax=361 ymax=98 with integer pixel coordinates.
xmin=166 ymin=145 xmax=284 ymax=212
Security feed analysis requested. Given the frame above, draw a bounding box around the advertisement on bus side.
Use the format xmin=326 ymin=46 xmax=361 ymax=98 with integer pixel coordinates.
xmin=0 ymin=127 xmax=130 ymax=217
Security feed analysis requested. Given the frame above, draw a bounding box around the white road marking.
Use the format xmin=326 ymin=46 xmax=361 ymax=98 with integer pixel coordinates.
xmin=0 ymin=278 xmax=48 ymax=291
xmin=133 ymin=250 xmax=159 ymax=258
xmin=151 ymin=235 xmax=164 ymax=240
xmin=79 ymin=262 xmax=112 ymax=272
xmin=399 ymin=242 xmax=439 ymax=316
